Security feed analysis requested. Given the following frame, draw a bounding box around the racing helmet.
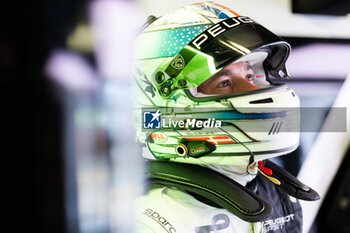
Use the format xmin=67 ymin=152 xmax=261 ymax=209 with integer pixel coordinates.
xmin=134 ymin=2 xmax=300 ymax=166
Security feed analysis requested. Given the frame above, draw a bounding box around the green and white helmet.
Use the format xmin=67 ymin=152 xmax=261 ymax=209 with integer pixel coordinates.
xmin=134 ymin=2 xmax=300 ymax=166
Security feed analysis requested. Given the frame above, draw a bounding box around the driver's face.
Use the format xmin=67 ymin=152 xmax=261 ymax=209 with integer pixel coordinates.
xmin=197 ymin=61 xmax=259 ymax=95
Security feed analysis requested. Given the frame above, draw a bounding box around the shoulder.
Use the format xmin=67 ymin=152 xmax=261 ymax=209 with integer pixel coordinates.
xmin=133 ymin=186 xmax=187 ymax=233
xmin=134 ymin=186 xmax=258 ymax=233
xmin=255 ymin=174 xmax=303 ymax=233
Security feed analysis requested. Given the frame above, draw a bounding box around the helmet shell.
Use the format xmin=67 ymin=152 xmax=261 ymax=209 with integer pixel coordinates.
xmin=134 ymin=2 xmax=300 ymax=166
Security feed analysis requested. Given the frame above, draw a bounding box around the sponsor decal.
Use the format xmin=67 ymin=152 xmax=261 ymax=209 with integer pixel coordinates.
xmin=190 ymin=146 xmax=205 ymax=154
xmin=182 ymin=136 xmax=235 ymax=145
xmin=195 ymin=214 xmax=230 ymax=233
xmin=143 ymin=208 xmax=176 ymax=233
xmin=171 ymin=54 xmax=185 ymax=69
xmin=263 ymin=214 xmax=295 ymax=232
xmin=140 ymin=74 xmax=156 ymax=98
xmin=191 ymin=16 xmax=254 ymax=50
xmin=197 ymin=2 xmax=240 ymax=18
xmin=151 ymin=132 xmax=167 ymax=143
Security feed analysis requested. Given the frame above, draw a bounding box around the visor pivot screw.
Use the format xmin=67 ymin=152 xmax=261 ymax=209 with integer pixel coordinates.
xmin=278 ymin=70 xmax=285 ymax=78
xmin=166 ymin=79 xmax=173 ymax=86
xmin=160 ymin=84 xmax=172 ymax=96
xmin=159 ymin=78 xmax=174 ymax=97
xmin=155 ymin=72 xmax=165 ymax=84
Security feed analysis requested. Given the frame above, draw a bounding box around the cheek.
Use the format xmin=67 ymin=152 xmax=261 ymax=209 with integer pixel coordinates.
xmin=213 ymin=86 xmax=233 ymax=95
xmin=232 ymin=78 xmax=259 ymax=92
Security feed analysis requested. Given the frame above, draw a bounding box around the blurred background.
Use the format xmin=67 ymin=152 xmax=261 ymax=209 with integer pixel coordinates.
xmin=2 ymin=0 xmax=349 ymax=232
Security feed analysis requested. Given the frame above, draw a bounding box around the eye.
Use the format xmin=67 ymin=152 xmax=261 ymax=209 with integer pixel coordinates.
xmin=217 ymin=80 xmax=230 ymax=88
xmin=246 ymin=74 xmax=254 ymax=81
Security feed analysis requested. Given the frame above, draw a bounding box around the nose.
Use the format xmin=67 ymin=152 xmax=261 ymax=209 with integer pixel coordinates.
xmin=230 ymin=69 xmax=258 ymax=93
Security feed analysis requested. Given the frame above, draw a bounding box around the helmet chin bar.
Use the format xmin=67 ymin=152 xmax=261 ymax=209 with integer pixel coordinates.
xmin=142 ymin=84 xmax=300 ymax=165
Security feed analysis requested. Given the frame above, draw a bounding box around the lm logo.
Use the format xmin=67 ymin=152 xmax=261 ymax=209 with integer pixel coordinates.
xmin=143 ymin=110 xmax=161 ymax=129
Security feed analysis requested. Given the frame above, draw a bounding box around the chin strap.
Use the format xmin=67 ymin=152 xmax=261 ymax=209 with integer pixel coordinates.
xmin=146 ymin=160 xmax=320 ymax=223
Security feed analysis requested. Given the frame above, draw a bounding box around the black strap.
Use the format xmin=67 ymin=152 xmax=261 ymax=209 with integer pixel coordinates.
xmin=146 ymin=161 xmax=272 ymax=222
xmin=263 ymin=160 xmax=320 ymax=201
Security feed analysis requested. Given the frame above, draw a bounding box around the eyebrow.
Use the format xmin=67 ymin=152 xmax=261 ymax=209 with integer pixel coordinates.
xmin=217 ymin=69 xmax=232 ymax=76
xmin=216 ymin=63 xmax=253 ymax=77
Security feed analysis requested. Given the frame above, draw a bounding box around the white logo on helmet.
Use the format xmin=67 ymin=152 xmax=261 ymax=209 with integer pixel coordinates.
xmin=192 ymin=16 xmax=254 ymax=50
xmin=171 ymin=54 xmax=185 ymax=69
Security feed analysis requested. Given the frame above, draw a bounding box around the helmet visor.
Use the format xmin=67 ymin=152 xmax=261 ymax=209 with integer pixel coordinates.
xmin=163 ymin=17 xmax=291 ymax=96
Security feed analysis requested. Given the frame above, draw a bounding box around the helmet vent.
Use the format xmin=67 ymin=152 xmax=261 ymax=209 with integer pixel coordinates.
xmin=268 ymin=121 xmax=282 ymax=135
xmin=249 ymin=98 xmax=273 ymax=104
